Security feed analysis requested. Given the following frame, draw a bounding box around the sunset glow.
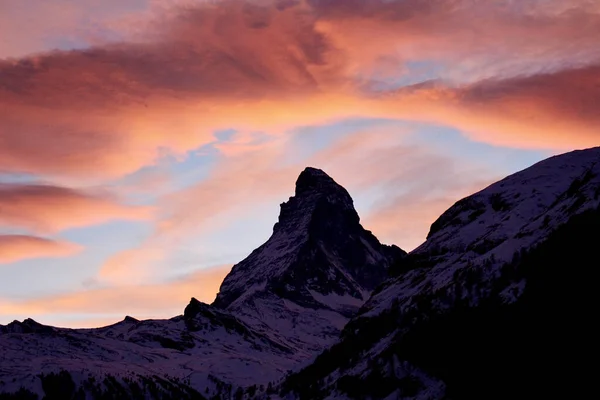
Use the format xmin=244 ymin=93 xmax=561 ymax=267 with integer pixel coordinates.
xmin=1 ymin=0 xmax=598 ymax=328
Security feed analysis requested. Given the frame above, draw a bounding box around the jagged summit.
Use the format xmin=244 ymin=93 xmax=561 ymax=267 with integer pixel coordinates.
xmin=294 ymin=167 xmax=351 ymax=197
xmin=274 ymin=166 xmax=356 ymax=234
xmin=213 ymin=166 xmax=404 ymax=351
xmin=214 ymin=166 xmax=402 ymax=309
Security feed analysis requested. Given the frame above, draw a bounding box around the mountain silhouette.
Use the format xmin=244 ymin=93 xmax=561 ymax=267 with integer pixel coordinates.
xmin=2 ymin=149 xmax=600 ymax=399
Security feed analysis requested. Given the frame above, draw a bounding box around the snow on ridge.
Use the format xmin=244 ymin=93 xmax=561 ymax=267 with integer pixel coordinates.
xmin=0 ymin=305 xmax=299 ymax=397
xmin=364 ymin=146 xmax=600 ymax=317
xmin=308 ymin=290 xmax=364 ymax=309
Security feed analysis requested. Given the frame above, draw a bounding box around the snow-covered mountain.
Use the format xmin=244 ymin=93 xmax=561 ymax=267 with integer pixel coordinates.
xmin=280 ymin=147 xmax=600 ymax=400
xmin=0 ymin=167 xmax=402 ymax=399
xmin=2 ymin=148 xmax=599 ymax=399
xmin=213 ymin=167 xmax=404 ymax=353
xmin=0 ymin=306 xmax=296 ymax=399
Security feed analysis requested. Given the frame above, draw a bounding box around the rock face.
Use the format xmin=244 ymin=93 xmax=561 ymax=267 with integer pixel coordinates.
xmin=281 ymin=147 xmax=600 ymax=400
xmin=213 ymin=167 xmax=404 ymax=352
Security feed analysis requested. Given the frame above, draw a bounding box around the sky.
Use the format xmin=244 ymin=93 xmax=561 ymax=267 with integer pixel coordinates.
xmin=0 ymin=0 xmax=598 ymax=328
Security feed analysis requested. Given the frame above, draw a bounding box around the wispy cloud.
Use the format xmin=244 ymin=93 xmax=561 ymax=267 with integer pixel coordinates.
xmin=0 ymin=235 xmax=82 ymax=264
xmin=0 ymin=184 xmax=153 ymax=233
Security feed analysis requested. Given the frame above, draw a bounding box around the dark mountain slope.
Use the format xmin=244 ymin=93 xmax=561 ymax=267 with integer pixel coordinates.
xmin=395 ymin=204 xmax=597 ymax=400
xmin=280 ymin=146 xmax=600 ymax=400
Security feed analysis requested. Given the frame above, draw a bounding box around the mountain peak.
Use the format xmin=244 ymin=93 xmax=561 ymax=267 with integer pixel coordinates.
xmin=295 ymin=167 xmax=340 ymax=195
xmin=212 ymin=167 xmax=404 ymax=351
xmin=275 ymin=167 xmax=356 ymax=235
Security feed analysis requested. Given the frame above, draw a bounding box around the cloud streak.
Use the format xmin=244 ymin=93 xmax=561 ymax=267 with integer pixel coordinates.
xmin=0 ymin=235 xmax=82 ymax=264
xmin=0 ymin=184 xmax=152 ymax=233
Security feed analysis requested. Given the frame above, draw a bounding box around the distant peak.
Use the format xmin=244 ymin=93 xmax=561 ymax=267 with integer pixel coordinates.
xmin=123 ymin=316 xmax=139 ymax=323
xmin=295 ymin=167 xmax=338 ymax=196
xmin=184 ymin=297 xmax=211 ymax=319
xmin=2 ymin=318 xmax=53 ymax=334
xmin=188 ymin=297 xmax=201 ymax=308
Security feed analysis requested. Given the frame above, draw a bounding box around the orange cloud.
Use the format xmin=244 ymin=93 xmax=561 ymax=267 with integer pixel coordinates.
xmin=312 ymin=0 xmax=600 ymax=79
xmin=451 ymin=65 xmax=600 ymax=148
xmin=0 ymin=235 xmax=82 ymax=264
xmin=0 ymin=0 xmax=336 ymax=179
xmin=1 ymin=0 xmax=599 ymax=181
xmin=0 ymin=265 xmax=232 ymax=326
xmin=98 ymin=246 xmax=166 ymax=285
xmin=0 ymin=184 xmax=152 ymax=233
xmin=0 ymin=0 xmax=136 ymax=58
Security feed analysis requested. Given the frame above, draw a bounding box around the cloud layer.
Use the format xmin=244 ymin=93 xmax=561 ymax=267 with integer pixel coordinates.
xmin=1 ymin=0 xmax=599 ymax=180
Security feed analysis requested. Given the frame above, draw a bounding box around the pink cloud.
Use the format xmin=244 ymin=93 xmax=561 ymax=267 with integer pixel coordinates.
xmin=2 ymin=0 xmax=598 ymax=326
xmin=0 ymin=235 xmax=82 ymax=264
xmin=0 ymin=0 xmax=148 ymax=58
xmin=1 ymin=0 xmax=599 ymax=182
xmin=98 ymin=246 xmax=166 ymax=285
xmin=312 ymin=0 xmax=600 ymax=80
xmin=379 ymin=65 xmax=600 ymax=150
xmin=0 ymin=184 xmax=153 ymax=233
